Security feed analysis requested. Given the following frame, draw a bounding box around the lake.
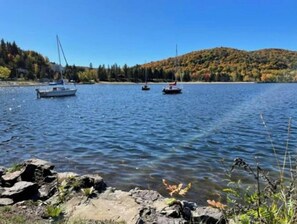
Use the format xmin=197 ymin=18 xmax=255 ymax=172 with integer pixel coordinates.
xmin=1 ymin=83 xmax=297 ymax=204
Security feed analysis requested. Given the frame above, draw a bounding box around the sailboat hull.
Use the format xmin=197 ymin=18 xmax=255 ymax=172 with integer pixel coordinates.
xmin=142 ymin=85 xmax=150 ymax=90
xmin=162 ymin=87 xmax=182 ymax=94
xmin=36 ymin=87 xmax=77 ymax=98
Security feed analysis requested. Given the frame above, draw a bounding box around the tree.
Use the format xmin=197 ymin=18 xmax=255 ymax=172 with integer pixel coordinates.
xmin=0 ymin=66 xmax=11 ymax=80
xmin=78 ymin=69 xmax=97 ymax=82
xmin=180 ymin=71 xmax=189 ymax=82
xmin=97 ymin=64 xmax=108 ymax=81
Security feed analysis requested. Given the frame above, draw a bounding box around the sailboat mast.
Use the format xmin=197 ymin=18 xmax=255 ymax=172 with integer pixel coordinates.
xmin=175 ymin=44 xmax=179 ymax=82
xmin=57 ymin=35 xmax=62 ymax=68
xmin=56 ymin=35 xmax=69 ymax=81
xmin=56 ymin=35 xmax=64 ymax=81
xmin=58 ymin=37 xmax=69 ymax=66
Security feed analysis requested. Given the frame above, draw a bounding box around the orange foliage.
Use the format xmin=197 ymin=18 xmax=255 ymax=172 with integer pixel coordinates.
xmin=207 ymin=199 xmax=227 ymax=210
xmin=162 ymin=179 xmax=192 ymax=197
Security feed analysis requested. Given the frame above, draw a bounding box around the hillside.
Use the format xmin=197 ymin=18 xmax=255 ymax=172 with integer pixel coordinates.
xmin=144 ymin=47 xmax=297 ymax=82
xmin=1 ymin=38 xmax=297 ymax=83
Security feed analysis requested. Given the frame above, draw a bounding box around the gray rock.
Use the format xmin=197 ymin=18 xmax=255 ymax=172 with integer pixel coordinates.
xmin=137 ymin=206 xmax=186 ymax=224
xmin=192 ymin=206 xmax=226 ymax=224
xmin=0 ymin=198 xmax=14 ymax=206
xmin=44 ymin=175 xmax=56 ymax=183
xmin=0 ymin=166 xmax=6 ymax=176
xmin=137 ymin=207 xmax=158 ymax=223
xmin=2 ymin=181 xmax=38 ymax=202
xmin=24 ymin=158 xmax=54 ymax=170
xmin=161 ymin=204 xmax=182 ymax=218
xmin=38 ymin=180 xmax=57 ymax=200
xmin=130 ymin=188 xmax=162 ymax=205
xmin=156 ymin=216 xmax=187 ymax=224
xmin=79 ymin=174 xmax=106 ymax=192
xmin=1 ymin=170 xmax=23 ymax=187
xmin=21 ymin=159 xmax=55 ymax=183
xmin=181 ymin=200 xmax=198 ymax=210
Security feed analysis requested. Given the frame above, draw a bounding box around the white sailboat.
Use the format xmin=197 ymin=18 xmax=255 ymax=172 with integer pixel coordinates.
xmin=162 ymin=45 xmax=182 ymax=94
xmin=36 ymin=36 xmax=77 ymax=98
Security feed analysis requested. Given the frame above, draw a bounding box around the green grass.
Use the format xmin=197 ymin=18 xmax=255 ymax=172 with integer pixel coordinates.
xmin=0 ymin=206 xmax=42 ymax=224
xmin=7 ymin=163 xmax=23 ymax=173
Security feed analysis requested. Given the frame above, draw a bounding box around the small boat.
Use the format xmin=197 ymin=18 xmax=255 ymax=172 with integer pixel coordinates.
xmin=163 ymin=45 xmax=182 ymax=94
xmin=142 ymin=84 xmax=150 ymax=91
xmin=36 ymin=81 xmax=77 ymax=98
xmin=36 ymin=36 xmax=77 ymax=98
xmin=48 ymin=80 xmax=64 ymax=85
xmin=141 ymin=67 xmax=150 ymax=91
xmin=162 ymin=81 xmax=182 ymax=94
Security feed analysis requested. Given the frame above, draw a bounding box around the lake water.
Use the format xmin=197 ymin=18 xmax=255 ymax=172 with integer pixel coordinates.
xmin=1 ymin=83 xmax=297 ymax=204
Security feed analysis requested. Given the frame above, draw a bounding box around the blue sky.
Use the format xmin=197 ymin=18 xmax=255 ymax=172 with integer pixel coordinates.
xmin=1 ymin=0 xmax=297 ymax=67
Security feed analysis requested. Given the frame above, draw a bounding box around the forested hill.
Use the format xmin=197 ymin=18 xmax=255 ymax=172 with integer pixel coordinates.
xmin=0 ymin=39 xmax=82 ymax=82
xmin=0 ymin=39 xmax=51 ymax=80
xmin=1 ymin=38 xmax=297 ymax=83
xmin=144 ymin=47 xmax=297 ymax=82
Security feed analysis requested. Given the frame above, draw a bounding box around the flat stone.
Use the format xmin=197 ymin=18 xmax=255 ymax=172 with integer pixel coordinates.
xmin=2 ymin=181 xmax=38 ymax=201
xmin=131 ymin=189 xmax=161 ymax=203
xmin=192 ymin=206 xmax=225 ymax=224
xmin=1 ymin=170 xmax=23 ymax=186
xmin=0 ymin=198 xmax=14 ymax=206
xmin=24 ymin=158 xmax=54 ymax=170
xmin=65 ymin=189 xmax=141 ymax=224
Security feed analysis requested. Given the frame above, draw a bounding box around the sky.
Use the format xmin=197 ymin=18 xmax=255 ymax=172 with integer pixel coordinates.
xmin=1 ymin=0 xmax=297 ymax=67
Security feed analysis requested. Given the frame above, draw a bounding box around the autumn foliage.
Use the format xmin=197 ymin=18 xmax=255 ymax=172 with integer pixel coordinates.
xmin=144 ymin=47 xmax=297 ymax=83
xmin=162 ymin=179 xmax=192 ymax=197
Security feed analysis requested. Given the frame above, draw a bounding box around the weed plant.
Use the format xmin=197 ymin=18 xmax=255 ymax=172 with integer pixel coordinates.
xmin=219 ymin=115 xmax=297 ymax=224
xmin=81 ymin=186 xmax=95 ymax=198
xmin=45 ymin=204 xmax=63 ymax=219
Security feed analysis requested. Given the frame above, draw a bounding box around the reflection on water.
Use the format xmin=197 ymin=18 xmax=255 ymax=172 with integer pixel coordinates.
xmin=1 ymin=83 xmax=297 ymax=204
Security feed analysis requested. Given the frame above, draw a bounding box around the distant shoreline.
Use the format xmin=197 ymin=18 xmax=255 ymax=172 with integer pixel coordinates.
xmin=0 ymin=81 xmax=44 ymax=87
xmin=0 ymin=80 xmax=280 ymax=87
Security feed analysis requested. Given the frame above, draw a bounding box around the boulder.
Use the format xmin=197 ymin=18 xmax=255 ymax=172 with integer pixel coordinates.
xmin=192 ymin=206 xmax=226 ymax=224
xmin=130 ymin=188 xmax=186 ymax=223
xmin=79 ymin=174 xmax=106 ymax=192
xmin=24 ymin=158 xmax=54 ymax=170
xmin=1 ymin=181 xmax=38 ymax=202
xmin=1 ymin=170 xmax=24 ymax=187
xmin=21 ymin=158 xmax=55 ymax=183
xmin=38 ymin=180 xmax=57 ymax=200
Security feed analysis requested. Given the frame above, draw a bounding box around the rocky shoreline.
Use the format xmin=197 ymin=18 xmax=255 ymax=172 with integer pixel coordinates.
xmin=0 ymin=159 xmax=225 ymax=223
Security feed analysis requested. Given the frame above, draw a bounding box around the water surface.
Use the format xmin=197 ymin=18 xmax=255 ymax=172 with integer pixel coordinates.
xmin=1 ymin=83 xmax=297 ymax=204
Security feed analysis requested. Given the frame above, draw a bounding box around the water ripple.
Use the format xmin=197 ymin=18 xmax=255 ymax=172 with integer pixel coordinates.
xmin=1 ymin=84 xmax=297 ymax=204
